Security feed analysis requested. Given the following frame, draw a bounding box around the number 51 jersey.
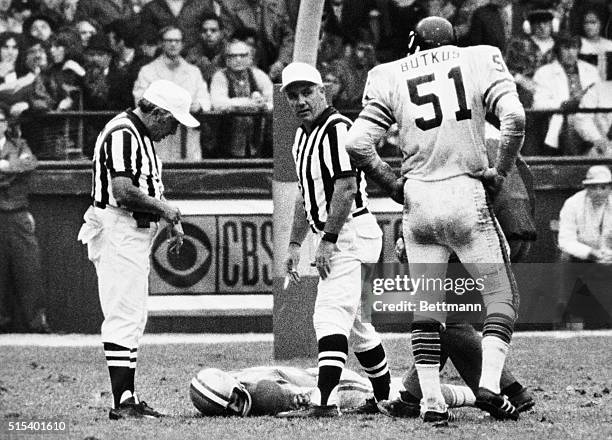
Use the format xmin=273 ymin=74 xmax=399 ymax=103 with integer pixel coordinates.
xmin=360 ymin=45 xmax=518 ymax=181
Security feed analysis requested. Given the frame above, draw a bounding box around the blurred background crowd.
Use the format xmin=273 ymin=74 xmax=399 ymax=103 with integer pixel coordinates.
xmin=0 ymin=0 xmax=610 ymax=160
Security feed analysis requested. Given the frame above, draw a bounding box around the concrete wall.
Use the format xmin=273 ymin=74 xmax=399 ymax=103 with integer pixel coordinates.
xmin=26 ymin=157 xmax=611 ymax=333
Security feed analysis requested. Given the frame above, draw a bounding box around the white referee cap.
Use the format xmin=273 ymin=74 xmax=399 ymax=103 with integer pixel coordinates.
xmin=142 ymin=80 xmax=200 ymax=127
xmin=280 ymin=62 xmax=323 ymax=91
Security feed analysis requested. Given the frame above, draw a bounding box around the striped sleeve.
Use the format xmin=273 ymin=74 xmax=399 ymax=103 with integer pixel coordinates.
xmin=105 ymin=128 xmax=136 ymax=178
xmin=321 ymin=120 xmax=356 ymax=181
xmin=477 ymin=46 xmax=519 ymax=117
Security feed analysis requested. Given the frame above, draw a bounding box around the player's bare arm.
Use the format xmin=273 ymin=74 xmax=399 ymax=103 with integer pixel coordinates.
xmin=315 ymin=176 xmax=356 ymax=280
xmin=111 ymin=177 xmax=181 ymax=224
xmin=346 ymin=117 xmax=404 ymax=204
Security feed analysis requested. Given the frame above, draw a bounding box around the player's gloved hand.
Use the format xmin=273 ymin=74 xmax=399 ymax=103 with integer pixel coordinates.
xmin=284 ymin=242 xmax=301 ymax=288
xmin=167 ymin=221 xmax=184 ymax=255
xmin=390 ymin=176 xmax=406 ymax=205
xmin=315 ymin=240 xmax=337 ymax=280
xmin=395 ymin=237 xmax=407 ymax=263
xmin=481 ymin=167 xmax=505 ymax=200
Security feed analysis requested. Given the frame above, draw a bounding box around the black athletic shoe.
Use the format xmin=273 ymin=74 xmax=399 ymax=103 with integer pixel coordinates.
xmin=136 ymin=400 xmax=164 ymax=418
xmin=376 ymin=398 xmax=420 ymax=418
xmin=475 ymin=387 xmax=519 ymax=421
xmin=109 ymin=397 xmax=163 ymax=420
xmin=276 ymin=404 xmax=341 ymax=418
xmin=422 ymin=409 xmax=455 ymax=427
xmin=343 ymin=397 xmax=379 ymax=415
xmin=508 ymin=387 xmax=535 ymax=413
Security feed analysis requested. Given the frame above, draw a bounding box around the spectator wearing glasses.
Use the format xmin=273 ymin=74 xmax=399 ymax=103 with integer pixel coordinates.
xmin=133 ymin=26 xmax=210 ymax=161
xmin=210 ymin=38 xmax=272 ymax=158
xmin=0 ymin=106 xmax=50 ymax=333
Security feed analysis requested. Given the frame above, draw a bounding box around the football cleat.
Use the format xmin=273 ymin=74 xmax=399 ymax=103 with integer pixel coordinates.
xmin=377 ymin=398 xmax=420 ymax=418
xmin=508 ymin=387 xmax=535 ymax=413
xmin=475 ymin=387 xmax=519 ymax=420
xmin=108 ymin=397 xmax=163 ymax=420
xmin=421 ymin=409 xmax=455 ymax=426
xmin=343 ymin=397 xmax=379 ymax=415
xmin=276 ymin=404 xmax=341 ymax=418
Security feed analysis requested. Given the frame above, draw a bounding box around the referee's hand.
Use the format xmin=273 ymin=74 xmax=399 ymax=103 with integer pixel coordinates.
xmin=315 ymin=240 xmax=337 ymax=280
xmin=161 ymin=204 xmax=182 ymax=224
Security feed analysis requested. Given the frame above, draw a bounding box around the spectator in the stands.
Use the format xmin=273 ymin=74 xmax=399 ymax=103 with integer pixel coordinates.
xmin=59 ymin=0 xmax=79 ymax=25
xmin=138 ymin=0 xmax=216 ymax=51
xmin=321 ymin=0 xmax=377 ymax=46
xmin=134 ymin=28 xmax=158 ymax=68
xmin=557 ymin=165 xmax=612 ymax=328
xmin=219 ymin=0 xmax=294 ymax=81
xmin=210 ymin=38 xmax=272 ymax=158
xmin=75 ymin=18 xmax=99 ymax=49
xmin=579 ymin=8 xmax=612 ymax=80
xmin=102 ymin=19 xmax=141 ymax=110
xmin=23 ymin=14 xmax=56 ymax=47
xmin=37 ymin=0 xmax=70 ymax=29
xmin=0 ymin=32 xmax=22 ymax=85
xmin=506 ymin=8 xmax=558 ymax=155
xmin=185 ymin=13 xmax=226 ymax=86
xmin=185 ymin=13 xmax=226 ymax=158
xmin=74 ymin=0 xmax=134 ymax=29
xmin=0 ymin=0 xmax=23 ymax=33
xmin=329 ymin=35 xmax=378 ymax=109
xmin=320 ymin=65 xmax=344 ymax=108
xmin=507 ymin=9 xmax=557 ymax=108
xmin=532 ymin=34 xmax=600 ymax=155
xmin=574 ymin=72 xmax=612 ymax=157
xmin=22 ymin=30 xmax=84 ymax=159
xmin=133 ymin=25 xmax=210 ymax=161
xmin=466 ymin=0 xmax=512 ymax=52
xmin=0 ymin=106 xmax=51 ymax=333
xmin=317 ymin=29 xmax=344 ymax=73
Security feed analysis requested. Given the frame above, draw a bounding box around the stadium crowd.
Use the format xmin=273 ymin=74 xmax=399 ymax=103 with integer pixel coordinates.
xmin=0 ymin=0 xmax=609 ymax=159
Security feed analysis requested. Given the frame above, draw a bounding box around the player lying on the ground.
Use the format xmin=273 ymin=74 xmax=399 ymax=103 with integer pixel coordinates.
xmin=190 ymin=365 xmax=483 ymax=417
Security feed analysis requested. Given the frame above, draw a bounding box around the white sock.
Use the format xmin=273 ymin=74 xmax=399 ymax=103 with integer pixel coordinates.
xmin=415 ymin=364 xmax=445 ymax=409
xmin=479 ymin=335 xmax=509 ymax=394
xmin=441 ymin=384 xmax=476 ymax=407
xmin=119 ymin=390 xmax=133 ymax=405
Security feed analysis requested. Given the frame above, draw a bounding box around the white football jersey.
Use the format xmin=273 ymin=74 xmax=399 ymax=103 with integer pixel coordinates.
xmin=360 ymin=45 xmax=518 ymax=181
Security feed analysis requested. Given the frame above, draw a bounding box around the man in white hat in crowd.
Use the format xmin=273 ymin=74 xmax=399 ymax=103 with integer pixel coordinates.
xmin=78 ymin=79 xmax=199 ymax=420
xmin=557 ymin=165 xmax=612 ymax=327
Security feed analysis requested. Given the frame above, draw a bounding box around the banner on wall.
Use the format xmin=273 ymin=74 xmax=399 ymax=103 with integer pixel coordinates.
xmin=149 ymin=199 xmax=402 ymax=295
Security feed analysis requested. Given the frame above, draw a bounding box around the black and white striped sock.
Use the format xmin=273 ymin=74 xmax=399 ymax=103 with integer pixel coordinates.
xmin=355 ymin=344 xmax=390 ymax=401
xmin=411 ymin=321 xmax=445 ymax=407
xmin=317 ymin=334 xmax=348 ymax=406
xmin=103 ymin=342 xmax=133 ymax=408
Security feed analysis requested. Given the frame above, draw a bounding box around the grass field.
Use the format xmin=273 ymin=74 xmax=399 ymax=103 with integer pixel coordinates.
xmin=1 ymin=332 xmax=611 ymax=440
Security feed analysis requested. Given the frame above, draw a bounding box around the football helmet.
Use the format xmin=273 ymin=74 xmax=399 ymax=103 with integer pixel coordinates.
xmin=408 ymin=16 xmax=455 ymax=55
xmin=190 ymin=368 xmax=252 ymax=417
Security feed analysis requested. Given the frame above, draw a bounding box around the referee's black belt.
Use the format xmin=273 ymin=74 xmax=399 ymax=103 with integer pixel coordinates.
xmin=93 ymin=201 xmax=160 ymax=228
xmin=311 ymin=208 xmax=369 ymax=233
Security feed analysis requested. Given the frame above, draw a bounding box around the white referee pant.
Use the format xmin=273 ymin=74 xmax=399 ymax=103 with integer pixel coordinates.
xmin=78 ymin=205 xmax=158 ymax=348
xmin=401 ymin=175 xmax=518 ymax=324
xmin=313 ymin=212 xmax=383 ymax=352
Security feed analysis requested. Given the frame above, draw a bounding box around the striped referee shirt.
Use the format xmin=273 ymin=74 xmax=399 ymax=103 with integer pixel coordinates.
xmin=91 ymin=110 xmax=164 ymax=208
xmin=292 ymin=107 xmax=368 ymax=232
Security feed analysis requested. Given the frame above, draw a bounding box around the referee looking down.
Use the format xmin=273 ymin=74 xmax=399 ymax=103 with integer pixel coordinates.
xmin=78 ymin=80 xmax=199 ymax=420
xmin=277 ymin=63 xmax=391 ymax=418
